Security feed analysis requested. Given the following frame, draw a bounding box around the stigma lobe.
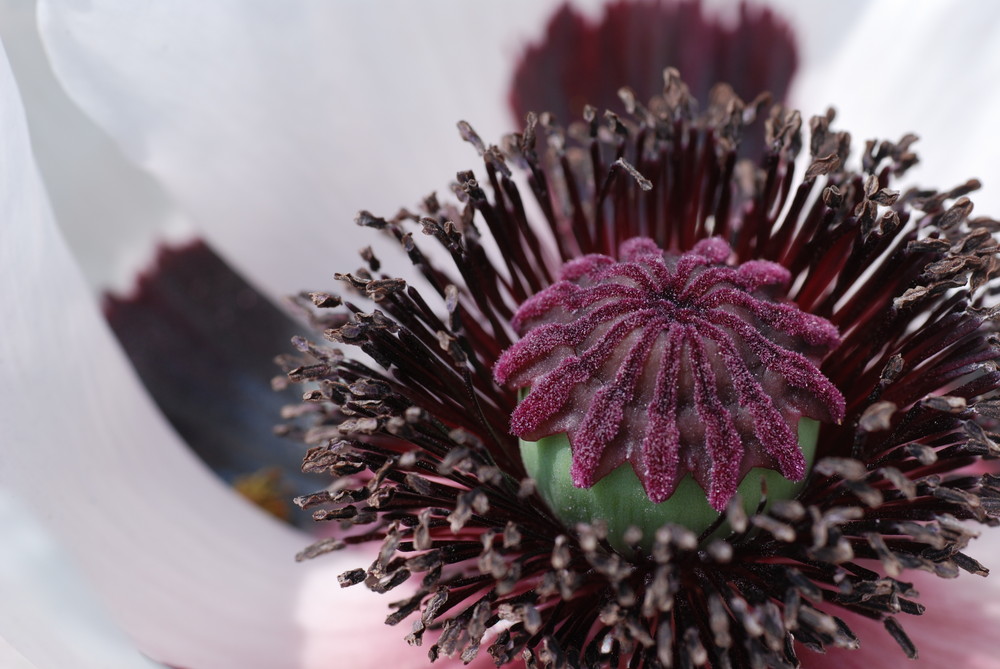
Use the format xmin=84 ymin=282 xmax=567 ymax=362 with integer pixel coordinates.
xmin=494 ymin=237 xmax=845 ymax=510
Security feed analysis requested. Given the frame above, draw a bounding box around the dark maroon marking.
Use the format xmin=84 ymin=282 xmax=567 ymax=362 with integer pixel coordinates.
xmin=104 ymin=240 xmax=313 ymax=524
xmin=509 ymin=1 xmax=798 ymax=124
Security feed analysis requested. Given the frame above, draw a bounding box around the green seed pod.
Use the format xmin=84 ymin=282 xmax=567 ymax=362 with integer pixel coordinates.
xmin=520 ymin=418 xmax=819 ymax=551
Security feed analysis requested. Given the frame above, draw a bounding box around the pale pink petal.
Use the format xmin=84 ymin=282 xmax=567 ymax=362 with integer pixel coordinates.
xmin=703 ymin=0 xmax=868 ymax=68
xmin=805 ymin=531 xmax=1000 ymax=668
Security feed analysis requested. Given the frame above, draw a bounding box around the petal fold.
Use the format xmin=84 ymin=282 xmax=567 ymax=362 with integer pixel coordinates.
xmin=33 ymin=0 xmax=571 ymax=294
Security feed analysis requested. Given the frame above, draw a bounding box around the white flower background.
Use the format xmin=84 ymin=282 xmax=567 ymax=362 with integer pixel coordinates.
xmin=2 ymin=1 xmax=1000 ymax=668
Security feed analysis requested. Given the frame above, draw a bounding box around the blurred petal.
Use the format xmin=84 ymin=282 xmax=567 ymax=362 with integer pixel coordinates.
xmin=0 ymin=638 xmax=38 ymax=669
xmin=0 ymin=41 xmax=429 ymax=669
xmin=0 ymin=489 xmax=160 ymax=669
xmin=103 ymin=240 xmax=315 ymax=524
xmin=806 ymin=532 xmax=1000 ymax=668
xmin=0 ymin=0 xmax=193 ymax=293
xmin=790 ymin=0 xmax=1000 ymax=213
xmin=510 ymin=0 xmax=800 ymax=124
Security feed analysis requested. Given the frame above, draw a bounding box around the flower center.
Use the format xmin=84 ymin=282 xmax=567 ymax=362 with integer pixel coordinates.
xmin=494 ymin=236 xmax=845 ymax=533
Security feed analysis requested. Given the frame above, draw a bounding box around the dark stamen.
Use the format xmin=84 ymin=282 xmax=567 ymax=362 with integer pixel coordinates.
xmin=283 ymin=68 xmax=1000 ymax=667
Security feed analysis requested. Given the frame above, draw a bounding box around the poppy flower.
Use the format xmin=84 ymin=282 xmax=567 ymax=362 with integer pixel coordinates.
xmin=2 ymin=2 xmax=1000 ymax=668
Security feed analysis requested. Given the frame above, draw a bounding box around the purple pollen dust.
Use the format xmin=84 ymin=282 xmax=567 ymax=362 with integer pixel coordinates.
xmin=494 ymin=237 xmax=845 ymax=511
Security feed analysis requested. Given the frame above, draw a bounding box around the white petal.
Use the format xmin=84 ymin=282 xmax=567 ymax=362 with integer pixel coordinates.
xmin=0 ymin=489 xmax=160 ymax=669
xmin=0 ymin=41 xmax=428 ymax=669
xmin=702 ymin=0 xmax=869 ymax=68
xmin=30 ymin=0 xmax=870 ymax=297
xmin=0 ymin=637 xmax=39 ymax=669
xmin=790 ymin=1 xmax=1000 ymax=213
xmin=31 ymin=0 xmax=575 ymax=296
xmin=0 ymin=0 xmax=193 ymax=293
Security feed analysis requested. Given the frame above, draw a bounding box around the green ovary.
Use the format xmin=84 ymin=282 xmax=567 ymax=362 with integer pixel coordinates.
xmin=520 ymin=418 xmax=819 ymax=552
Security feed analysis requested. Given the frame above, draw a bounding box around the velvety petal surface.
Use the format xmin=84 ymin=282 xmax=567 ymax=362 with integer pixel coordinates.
xmin=0 ymin=637 xmax=38 ymax=669
xmin=0 ymin=43 xmax=441 ymax=669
